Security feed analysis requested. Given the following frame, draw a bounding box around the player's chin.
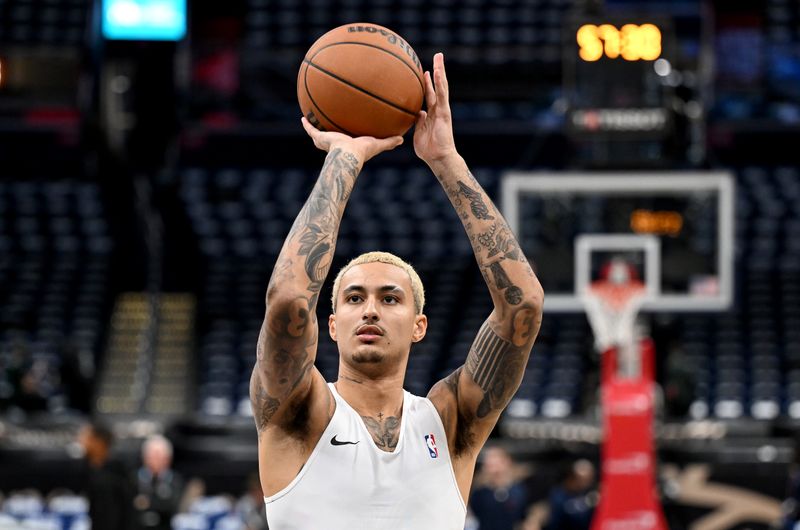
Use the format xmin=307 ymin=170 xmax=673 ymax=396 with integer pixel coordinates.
xmin=351 ymin=347 xmax=385 ymax=364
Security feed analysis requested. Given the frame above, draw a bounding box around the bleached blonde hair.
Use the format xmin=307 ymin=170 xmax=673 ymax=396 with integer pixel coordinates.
xmin=331 ymin=251 xmax=425 ymax=314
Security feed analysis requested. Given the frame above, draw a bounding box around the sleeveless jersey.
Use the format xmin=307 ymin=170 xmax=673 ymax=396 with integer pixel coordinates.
xmin=264 ymin=383 xmax=466 ymax=529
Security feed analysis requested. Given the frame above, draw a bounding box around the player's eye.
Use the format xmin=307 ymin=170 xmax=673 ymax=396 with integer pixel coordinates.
xmin=383 ymin=296 xmax=398 ymax=304
xmin=347 ymin=294 xmax=362 ymax=303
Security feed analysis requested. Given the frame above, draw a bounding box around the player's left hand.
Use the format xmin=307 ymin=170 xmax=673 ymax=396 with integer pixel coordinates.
xmin=413 ymin=53 xmax=459 ymax=168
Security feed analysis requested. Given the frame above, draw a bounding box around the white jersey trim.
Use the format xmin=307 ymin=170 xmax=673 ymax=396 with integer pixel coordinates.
xmin=262 ymin=387 xmax=338 ymax=505
xmin=422 ymin=396 xmax=468 ymax=512
xmin=328 ymin=382 xmax=411 ymax=455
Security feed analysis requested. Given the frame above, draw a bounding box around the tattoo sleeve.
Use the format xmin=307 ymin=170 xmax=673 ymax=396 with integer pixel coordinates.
xmin=432 ymin=157 xmax=540 ymax=313
xmin=431 ymin=155 xmax=544 ymax=431
xmin=252 ymin=149 xmax=361 ymax=432
xmin=464 ymin=318 xmax=533 ymax=418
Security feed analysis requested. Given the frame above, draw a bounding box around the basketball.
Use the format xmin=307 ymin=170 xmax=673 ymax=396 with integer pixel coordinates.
xmin=297 ymin=23 xmax=425 ymax=139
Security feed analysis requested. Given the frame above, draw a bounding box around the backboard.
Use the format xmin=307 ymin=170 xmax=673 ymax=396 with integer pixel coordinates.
xmin=501 ymin=173 xmax=735 ymax=312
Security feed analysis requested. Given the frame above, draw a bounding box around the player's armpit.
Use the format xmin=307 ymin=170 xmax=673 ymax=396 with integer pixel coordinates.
xmin=428 ymin=367 xmax=477 ymax=458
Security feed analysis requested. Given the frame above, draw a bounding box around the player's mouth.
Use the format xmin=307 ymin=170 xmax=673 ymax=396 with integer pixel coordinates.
xmin=356 ymin=325 xmax=384 ymax=342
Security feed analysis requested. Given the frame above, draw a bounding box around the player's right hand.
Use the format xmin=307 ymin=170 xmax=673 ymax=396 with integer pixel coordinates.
xmin=301 ymin=117 xmax=403 ymax=164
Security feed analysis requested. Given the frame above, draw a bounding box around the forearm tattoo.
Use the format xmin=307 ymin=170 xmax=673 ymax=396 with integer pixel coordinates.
xmin=457 ymin=181 xmax=494 ymax=220
xmin=253 ymin=149 xmax=360 ymax=432
xmin=464 ymin=320 xmax=530 ymax=418
xmin=277 ymin=148 xmax=360 ymax=308
xmin=439 ymin=173 xmax=533 ymax=307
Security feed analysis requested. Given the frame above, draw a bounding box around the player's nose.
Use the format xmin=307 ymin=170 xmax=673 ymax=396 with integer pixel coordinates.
xmin=362 ymin=297 xmax=380 ymax=321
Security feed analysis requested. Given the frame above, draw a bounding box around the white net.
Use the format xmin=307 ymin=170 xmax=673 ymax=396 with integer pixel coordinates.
xmin=583 ymin=280 xmax=647 ymax=377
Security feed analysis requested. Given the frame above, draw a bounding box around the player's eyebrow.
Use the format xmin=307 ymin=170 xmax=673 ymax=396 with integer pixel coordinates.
xmin=343 ymin=285 xmax=405 ymax=294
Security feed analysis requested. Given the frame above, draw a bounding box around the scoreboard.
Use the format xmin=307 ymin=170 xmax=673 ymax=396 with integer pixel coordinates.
xmin=564 ymin=16 xmax=675 ymax=140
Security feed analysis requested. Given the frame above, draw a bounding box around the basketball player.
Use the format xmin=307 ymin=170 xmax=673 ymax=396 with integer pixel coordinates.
xmin=251 ymin=53 xmax=544 ymax=528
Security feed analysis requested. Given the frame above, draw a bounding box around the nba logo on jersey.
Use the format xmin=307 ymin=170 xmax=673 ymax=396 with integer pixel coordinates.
xmin=424 ymin=434 xmax=438 ymax=458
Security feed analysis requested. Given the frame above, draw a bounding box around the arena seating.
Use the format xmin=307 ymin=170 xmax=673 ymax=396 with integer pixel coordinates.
xmin=0 ymin=491 xmax=89 ymax=530
xmin=242 ymin=0 xmax=569 ymax=65
xmin=0 ymin=491 xmax=256 ymax=530
xmin=0 ymin=0 xmax=89 ymax=46
xmin=681 ymin=166 xmax=800 ymax=420
xmin=179 ymin=165 xmax=800 ymax=421
xmin=1 ymin=166 xmax=795 ymax=422
xmin=0 ymin=180 xmax=113 ymax=415
xmin=181 ymin=165 xmax=485 ymax=415
xmin=179 ymin=165 xmax=601 ymax=419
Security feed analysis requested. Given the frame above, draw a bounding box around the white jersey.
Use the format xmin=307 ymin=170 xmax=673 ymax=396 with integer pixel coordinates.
xmin=264 ymin=383 xmax=466 ymax=529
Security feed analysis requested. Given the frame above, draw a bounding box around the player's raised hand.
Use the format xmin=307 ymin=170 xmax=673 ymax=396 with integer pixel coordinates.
xmin=414 ymin=53 xmax=459 ymax=168
xmin=301 ymin=117 xmax=403 ymax=164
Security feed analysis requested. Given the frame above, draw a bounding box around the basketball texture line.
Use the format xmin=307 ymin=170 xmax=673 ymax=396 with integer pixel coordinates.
xmin=308 ymin=40 xmax=425 ymax=97
xmin=304 ymin=58 xmax=421 ymax=117
xmin=302 ymin=62 xmax=358 ymax=136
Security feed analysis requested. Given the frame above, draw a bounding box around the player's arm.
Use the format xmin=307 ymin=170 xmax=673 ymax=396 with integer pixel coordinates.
xmin=251 ymin=119 xmax=403 ymax=433
xmin=418 ymin=54 xmax=544 ymax=448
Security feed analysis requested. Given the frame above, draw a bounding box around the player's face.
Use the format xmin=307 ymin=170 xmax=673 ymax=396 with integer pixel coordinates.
xmin=329 ymin=262 xmax=426 ymax=365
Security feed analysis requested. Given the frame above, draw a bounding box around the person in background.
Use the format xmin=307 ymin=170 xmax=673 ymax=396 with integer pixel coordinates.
xmin=544 ymin=460 xmax=597 ymax=530
xmin=133 ymin=434 xmax=185 ymax=530
xmin=8 ymin=343 xmax=49 ymax=414
xmin=469 ymin=446 xmax=530 ymax=530
xmin=59 ymin=341 xmax=93 ymax=413
xmin=78 ymin=421 xmax=133 ymax=530
xmin=780 ymin=436 xmax=800 ymax=530
xmin=662 ymin=346 xmax=696 ymax=418
xmin=236 ymin=473 xmax=269 ymax=530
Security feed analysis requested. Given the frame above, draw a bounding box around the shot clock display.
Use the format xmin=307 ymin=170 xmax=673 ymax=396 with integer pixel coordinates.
xmin=564 ymin=16 xmax=674 ymax=139
xmin=630 ymin=209 xmax=683 ymax=236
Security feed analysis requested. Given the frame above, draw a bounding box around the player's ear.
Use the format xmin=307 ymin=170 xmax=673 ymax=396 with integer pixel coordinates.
xmin=328 ymin=314 xmax=337 ymax=341
xmin=411 ymin=314 xmax=427 ymax=343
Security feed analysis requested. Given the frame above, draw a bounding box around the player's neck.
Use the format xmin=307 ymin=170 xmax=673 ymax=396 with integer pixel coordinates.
xmin=335 ymin=371 xmax=404 ymax=416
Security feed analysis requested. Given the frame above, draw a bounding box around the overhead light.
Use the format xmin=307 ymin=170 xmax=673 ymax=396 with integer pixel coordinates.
xmin=654 ymin=58 xmax=671 ymax=77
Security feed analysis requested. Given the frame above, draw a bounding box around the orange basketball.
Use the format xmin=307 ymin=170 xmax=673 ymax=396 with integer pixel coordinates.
xmin=297 ymin=23 xmax=425 ymax=139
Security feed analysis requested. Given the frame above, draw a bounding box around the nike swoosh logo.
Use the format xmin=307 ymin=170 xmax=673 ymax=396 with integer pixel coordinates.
xmin=330 ymin=435 xmax=359 ymax=446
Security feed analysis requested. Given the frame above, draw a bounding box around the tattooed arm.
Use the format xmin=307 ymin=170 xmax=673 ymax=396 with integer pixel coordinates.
xmin=251 ymin=118 xmax=403 ymax=434
xmin=417 ymin=54 xmax=544 ymax=452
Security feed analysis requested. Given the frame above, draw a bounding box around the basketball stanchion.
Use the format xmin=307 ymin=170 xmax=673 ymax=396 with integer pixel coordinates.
xmin=583 ymin=262 xmax=668 ymax=530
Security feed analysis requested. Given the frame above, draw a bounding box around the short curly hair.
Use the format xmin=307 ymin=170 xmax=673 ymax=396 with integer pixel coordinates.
xmin=331 ymin=251 xmax=425 ymax=314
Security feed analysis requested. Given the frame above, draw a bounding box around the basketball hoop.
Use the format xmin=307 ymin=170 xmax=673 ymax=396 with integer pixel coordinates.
xmin=582 ymin=278 xmax=647 ymax=358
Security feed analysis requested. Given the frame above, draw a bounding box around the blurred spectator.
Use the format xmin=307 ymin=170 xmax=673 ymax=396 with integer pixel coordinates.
xmin=235 ymin=473 xmax=269 ymax=530
xmin=15 ymin=359 xmax=51 ymax=412
xmin=544 ymin=460 xmax=596 ymax=530
xmin=781 ymin=438 xmax=800 ymax=530
xmin=0 ymin=340 xmax=66 ymax=415
xmin=469 ymin=447 xmax=529 ymax=530
xmin=59 ymin=341 xmax=93 ymax=413
xmin=663 ymin=347 xmax=695 ymax=418
xmin=133 ymin=435 xmax=185 ymax=530
xmin=3 ymin=343 xmax=44 ymax=413
xmin=78 ymin=421 xmax=134 ymax=530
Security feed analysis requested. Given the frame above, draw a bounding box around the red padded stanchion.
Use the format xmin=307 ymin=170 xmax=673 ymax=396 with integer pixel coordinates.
xmin=591 ymin=339 xmax=667 ymax=530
